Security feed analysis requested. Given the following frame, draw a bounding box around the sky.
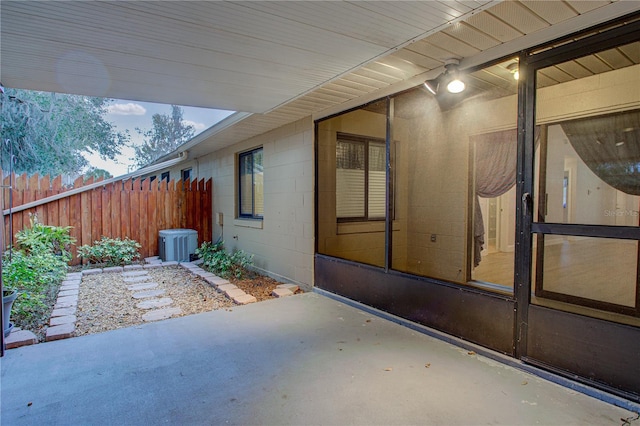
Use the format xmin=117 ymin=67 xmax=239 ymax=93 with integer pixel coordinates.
xmin=85 ymin=100 xmax=234 ymax=176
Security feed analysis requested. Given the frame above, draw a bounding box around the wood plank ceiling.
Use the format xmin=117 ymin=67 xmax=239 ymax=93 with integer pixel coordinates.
xmin=0 ymin=0 xmax=495 ymax=113
xmin=2 ymin=1 xmax=639 ymax=161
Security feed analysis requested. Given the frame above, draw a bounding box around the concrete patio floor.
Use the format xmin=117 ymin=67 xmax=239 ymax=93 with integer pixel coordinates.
xmin=1 ymin=292 xmax=638 ymax=425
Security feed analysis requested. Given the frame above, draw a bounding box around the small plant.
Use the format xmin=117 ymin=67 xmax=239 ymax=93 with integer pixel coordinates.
xmin=2 ymin=245 xmax=68 ymax=326
xmin=77 ymin=236 xmax=141 ymax=266
xmin=195 ymin=241 xmax=253 ymax=279
xmin=15 ymin=214 xmax=75 ymax=262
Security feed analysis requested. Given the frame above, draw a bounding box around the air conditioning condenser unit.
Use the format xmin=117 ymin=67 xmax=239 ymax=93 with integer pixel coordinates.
xmin=158 ymin=229 xmax=198 ymax=262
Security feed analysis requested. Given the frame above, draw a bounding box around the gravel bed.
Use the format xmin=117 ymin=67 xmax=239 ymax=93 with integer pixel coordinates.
xmin=76 ymin=266 xmax=236 ymax=336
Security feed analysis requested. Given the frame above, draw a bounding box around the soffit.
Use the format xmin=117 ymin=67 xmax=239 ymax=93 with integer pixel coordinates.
xmin=0 ymin=0 xmax=494 ymax=114
xmin=182 ymin=0 xmax=639 ymax=159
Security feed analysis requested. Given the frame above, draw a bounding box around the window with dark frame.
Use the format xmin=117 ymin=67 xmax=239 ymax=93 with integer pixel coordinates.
xmin=336 ymin=133 xmax=386 ymax=222
xmin=181 ymin=168 xmax=192 ymax=182
xmin=160 ymin=171 xmax=170 ymax=181
xmin=238 ymin=147 xmax=264 ymax=219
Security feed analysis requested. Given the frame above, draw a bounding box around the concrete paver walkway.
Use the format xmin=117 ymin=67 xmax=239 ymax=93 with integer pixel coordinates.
xmin=1 ymin=292 xmax=638 ymax=425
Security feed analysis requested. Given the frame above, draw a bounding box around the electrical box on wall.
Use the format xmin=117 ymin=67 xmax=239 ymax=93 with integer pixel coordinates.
xmin=217 ymin=212 xmax=224 ymax=226
xmin=158 ymin=229 xmax=198 ymax=262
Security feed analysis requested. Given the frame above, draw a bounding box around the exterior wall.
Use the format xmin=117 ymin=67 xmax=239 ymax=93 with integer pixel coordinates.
xmin=196 ymin=117 xmax=315 ymax=289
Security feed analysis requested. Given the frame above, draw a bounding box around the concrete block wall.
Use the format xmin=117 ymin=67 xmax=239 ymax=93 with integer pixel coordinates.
xmin=195 ymin=117 xmax=314 ymax=289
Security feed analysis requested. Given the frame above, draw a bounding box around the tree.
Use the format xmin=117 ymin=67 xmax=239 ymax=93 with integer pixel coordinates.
xmin=0 ymin=88 xmax=129 ymax=176
xmin=133 ymin=105 xmax=195 ymax=168
xmin=84 ymin=167 xmax=113 ymax=181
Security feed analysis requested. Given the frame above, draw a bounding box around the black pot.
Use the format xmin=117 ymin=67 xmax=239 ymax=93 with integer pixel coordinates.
xmin=3 ymin=290 xmax=18 ymax=337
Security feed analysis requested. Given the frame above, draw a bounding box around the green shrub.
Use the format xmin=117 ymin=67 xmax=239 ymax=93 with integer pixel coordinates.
xmin=77 ymin=236 xmax=141 ymax=266
xmin=195 ymin=241 xmax=253 ymax=279
xmin=2 ymin=245 xmax=68 ymax=326
xmin=15 ymin=214 xmax=75 ymax=262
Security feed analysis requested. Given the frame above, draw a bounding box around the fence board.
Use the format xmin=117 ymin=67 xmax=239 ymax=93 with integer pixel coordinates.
xmin=2 ymin=171 xmax=212 ymax=265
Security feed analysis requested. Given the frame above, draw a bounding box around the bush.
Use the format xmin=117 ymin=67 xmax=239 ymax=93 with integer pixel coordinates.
xmin=15 ymin=214 xmax=75 ymax=262
xmin=77 ymin=236 xmax=141 ymax=266
xmin=3 ymin=245 xmax=68 ymax=326
xmin=195 ymin=241 xmax=253 ymax=279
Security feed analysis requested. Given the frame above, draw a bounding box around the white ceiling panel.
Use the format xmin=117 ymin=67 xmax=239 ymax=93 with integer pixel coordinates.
xmin=0 ymin=0 xmax=496 ymax=113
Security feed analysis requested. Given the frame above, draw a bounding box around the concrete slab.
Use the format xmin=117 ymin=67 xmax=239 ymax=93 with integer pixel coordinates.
xmin=50 ymin=307 xmax=76 ymax=317
xmin=49 ymin=315 xmax=76 ymax=326
xmin=122 ymin=270 xmax=148 ymax=277
xmin=1 ymin=294 xmax=637 ymax=425
xmin=53 ymin=300 xmax=77 ymax=309
xmin=136 ymin=298 xmax=174 ymax=310
xmin=144 ymin=256 xmax=159 ymax=262
xmin=59 ymin=284 xmax=79 ymax=292
xmin=143 ymin=263 xmax=163 ymax=269
xmin=161 ymin=261 xmax=179 ymax=266
xmin=233 ymin=294 xmax=257 ymax=305
xmin=123 ymin=264 xmax=144 ymax=271
xmin=103 ymin=266 xmax=124 ymax=273
xmin=57 ymin=289 xmax=78 ymax=298
xmin=224 ymin=288 xmax=246 ymax=299
xmin=277 ymin=284 xmax=299 ymax=293
xmin=132 ymin=289 xmax=165 ymax=299
xmin=272 ymin=288 xmax=294 ymax=298
xmin=82 ymin=269 xmax=102 ymax=276
xmin=60 ymin=279 xmax=82 ymax=287
xmin=203 ymin=276 xmax=230 ymax=287
xmin=123 ymin=276 xmax=151 ymax=283
xmin=64 ymin=273 xmax=83 ymax=280
xmin=127 ymin=283 xmax=159 ymax=291
xmin=4 ymin=329 xmax=37 ymax=349
xmin=142 ymin=307 xmax=182 ymax=322
xmin=217 ymin=283 xmax=238 ymax=293
xmin=45 ymin=323 xmax=75 ymax=341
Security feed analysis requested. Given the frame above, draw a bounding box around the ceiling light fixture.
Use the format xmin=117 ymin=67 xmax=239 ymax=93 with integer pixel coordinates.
xmin=444 ymin=58 xmax=465 ymax=94
xmin=507 ymin=62 xmax=519 ymax=80
xmin=423 ymin=58 xmax=466 ymax=95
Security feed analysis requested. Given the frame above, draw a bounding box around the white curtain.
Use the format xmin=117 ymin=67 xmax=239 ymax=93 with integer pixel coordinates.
xmin=471 ymin=129 xmax=518 ymax=267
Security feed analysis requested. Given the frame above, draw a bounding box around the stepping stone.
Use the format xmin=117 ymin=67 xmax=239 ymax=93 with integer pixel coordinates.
xmin=127 ymin=282 xmax=159 ymax=291
xmin=5 ymin=329 xmax=38 ymax=349
xmin=277 ymin=284 xmax=299 ymax=293
xmin=50 ymin=315 xmax=76 ymax=326
xmin=58 ymin=289 xmax=78 ymax=297
xmin=65 ymin=272 xmax=83 ymax=280
xmin=56 ymin=294 xmax=78 ymax=304
xmin=103 ymin=266 xmax=124 ymax=273
xmin=179 ymin=262 xmax=196 ymax=268
xmin=143 ymin=263 xmax=163 ymax=269
xmin=272 ymin=288 xmax=294 ymax=298
xmin=123 ymin=276 xmax=151 ymax=283
xmin=54 ymin=299 xmax=77 ymax=309
xmin=59 ymin=284 xmax=79 ymax=291
xmin=45 ymin=323 xmax=75 ymax=341
xmin=225 ymin=288 xmax=246 ymax=298
xmin=132 ymin=289 xmax=165 ymax=299
xmin=145 ymin=256 xmax=159 ymax=263
xmin=61 ymin=279 xmax=82 ymax=286
xmin=123 ymin=264 xmax=143 ymax=271
xmin=161 ymin=261 xmax=179 ymax=266
xmin=83 ymin=269 xmax=102 ymax=275
xmin=142 ymin=307 xmax=182 ymax=322
xmin=204 ymin=276 xmax=230 ymax=287
xmin=51 ymin=307 xmax=76 ymax=317
xmin=233 ymin=294 xmax=257 ymax=305
xmin=217 ymin=284 xmax=238 ymax=293
xmin=192 ymin=258 xmax=204 ymax=265
xmin=122 ymin=270 xmax=148 ymax=277
xmin=137 ymin=297 xmax=173 ymax=309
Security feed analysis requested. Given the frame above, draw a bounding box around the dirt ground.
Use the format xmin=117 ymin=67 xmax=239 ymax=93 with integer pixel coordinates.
xmin=75 ymin=266 xmax=282 ymax=337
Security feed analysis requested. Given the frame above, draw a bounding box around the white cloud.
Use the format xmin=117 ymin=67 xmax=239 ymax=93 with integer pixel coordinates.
xmin=184 ymin=119 xmax=206 ymax=131
xmin=107 ymin=103 xmax=147 ymax=116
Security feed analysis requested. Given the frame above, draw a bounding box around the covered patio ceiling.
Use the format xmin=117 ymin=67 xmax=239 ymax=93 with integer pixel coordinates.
xmin=2 ymin=1 xmax=639 ymax=162
xmin=1 ymin=0 xmax=497 ymax=114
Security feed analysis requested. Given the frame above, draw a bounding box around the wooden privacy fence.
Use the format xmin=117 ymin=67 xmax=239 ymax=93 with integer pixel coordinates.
xmin=2 ymin=172 xmax=212 ymax=265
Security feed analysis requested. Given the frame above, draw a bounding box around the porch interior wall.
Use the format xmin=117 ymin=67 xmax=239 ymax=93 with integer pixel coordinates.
xmin=196 ymin=117 xmax=315 ymax=288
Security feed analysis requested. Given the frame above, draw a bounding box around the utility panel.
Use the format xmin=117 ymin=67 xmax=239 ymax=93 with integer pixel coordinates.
xmin=158 ymin=229 xmax=198 ymax=262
